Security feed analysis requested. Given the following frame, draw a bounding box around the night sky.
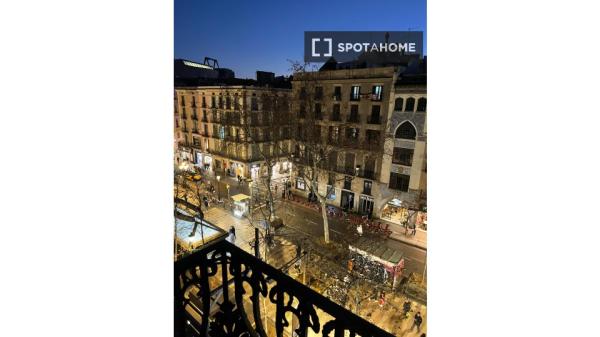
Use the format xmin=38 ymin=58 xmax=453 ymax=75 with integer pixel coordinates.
xmin=175 ymin=0 xmax=426 ymax=79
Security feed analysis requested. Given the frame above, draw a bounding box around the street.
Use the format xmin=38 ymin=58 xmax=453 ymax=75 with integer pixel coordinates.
xmin=200 ymin=172 xmax=427 ymax=276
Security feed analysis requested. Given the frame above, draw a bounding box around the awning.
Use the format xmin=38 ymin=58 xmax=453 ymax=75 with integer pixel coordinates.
xmin=231 ymin=194 xmax=251 ymax=202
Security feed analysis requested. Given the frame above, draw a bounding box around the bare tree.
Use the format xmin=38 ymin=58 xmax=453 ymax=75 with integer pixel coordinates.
xmin=283 ymin=61 xmax=382 ymax=243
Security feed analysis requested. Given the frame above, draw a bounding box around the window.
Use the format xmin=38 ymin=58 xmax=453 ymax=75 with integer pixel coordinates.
xmin=193 ymin=137 xmax=200 ymax=146
xmin=405 ymin=97 xmax=415 ymax=111
xmin=251 ymin=97 xmax=258 ymax=111
xmin=192 ymin=96 xmax=196 ymax=107
xmin=394 ymin=97 xmax=404 ymax=111
xmin=314 ymin=103 xmax=322 ymax=119
xmin=343 ymin=176 xmax=352 ymax=190
xmin=350 ymin=86 xmax=361 ymax=101
xmin=346 ymin=127 xmax=359 ymax=140
xmin=395 ymin=121 xmax=417 ymax=140
xmin=181 ymin=96 xmax=186 ymax=106
xmin=329 ymin=151 xmax=338 ymax=170
xmin=218 ymin=96 xmax=224 ymax=109
xmin=331 ymin=104 xmax=341 ymax=121
xmin=389 ymin=173 xmax=410 ymax=192
xmin=344 ymin=153 xmax=355 ymax=175
xmin=333 ymin=86 xmax=341 ymax=101
xmin=371 ymin=85 xmax=383 ymax=101
xmin=225 ymin=96 xmax=231 ymax=110
xmin=299 ymin=104 xmax=306 ymax=118
xmin=369 ymin=105 xmax=381 ymax=124
xmin=393 ymin=147 xmax=414 ymax=166
xmin=348 ymin=105 xmax=359 ymax=123
xmin=202 ymin=96 xmax=206 ymax=108
xmin=211 ymin=96 xmax=216 ymax=108
xmin=363 ymin=180 xmax=372 ymax=195
xmin=366 ymin=130 xmax=380 ymax=146
xmin=315 ymin=86 xmax=323 ymax=100
xmin=417 ymin=97 xmax=427 ymax=112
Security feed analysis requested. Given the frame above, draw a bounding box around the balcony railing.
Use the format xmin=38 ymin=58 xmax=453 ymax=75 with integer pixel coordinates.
xmin=367 ymin=116 xmax=381 ymax=125
xmin=357 ymin=169 xmax=376 ymax=180
xmin=175 ymin=238 xmax=394 ymax=337
xmin=347 ymin=115 xmax=360 ymax=123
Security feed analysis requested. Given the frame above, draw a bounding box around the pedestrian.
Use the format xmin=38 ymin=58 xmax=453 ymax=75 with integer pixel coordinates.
xmin=411 ymin=224 xmax=417 ymax=236
xmin=347 ymin=259 xmax=353 ymax=272
xmin=412 ymin=311 xmax=423 ymax=332
xmin=296 ymin=244 xmax=302 ymax=258
xmin=378 ymin=290 xmax=385 ymax=307
xmin=275 ymin=184 xmax=278 ymax=195
xmin=357 ymin=223 xmax=363 ymax=237
xmin=227 ymin=226 xmax=236 ymax=244
xmin=282 ymin=189 xmax=286 ymax=200
xmin=288 ymin=189 xmax=292 ymax=200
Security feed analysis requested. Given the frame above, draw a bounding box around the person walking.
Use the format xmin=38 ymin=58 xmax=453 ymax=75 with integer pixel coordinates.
xmin=412 ymin=311 xmax=423 ymax=332
xmin=288 ymin=189 xmax=292 ymax=200
xmin=227 ymin=226 xmax=236 ymax=244
xmin=275 ymin=184 xmax=278 ymax=195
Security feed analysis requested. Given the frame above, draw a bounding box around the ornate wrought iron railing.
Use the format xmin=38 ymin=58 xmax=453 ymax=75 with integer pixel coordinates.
xmin=174 ymin=238 xmax=395 ymax=337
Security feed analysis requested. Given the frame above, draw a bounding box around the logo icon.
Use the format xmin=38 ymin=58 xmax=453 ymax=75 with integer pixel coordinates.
xmin=311 ymin=38 xmax=332 ymax=57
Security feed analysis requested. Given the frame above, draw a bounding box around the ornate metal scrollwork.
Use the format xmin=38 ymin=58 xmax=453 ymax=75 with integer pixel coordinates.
xmin=175 ymin=238 xmax=394 ymax=337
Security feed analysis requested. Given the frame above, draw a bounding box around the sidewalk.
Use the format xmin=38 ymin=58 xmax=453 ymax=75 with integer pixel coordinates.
xmin=285 ymin=196 xmax=428 ymax=250
xmin=382 ymin=219 xmax=427 ymax=250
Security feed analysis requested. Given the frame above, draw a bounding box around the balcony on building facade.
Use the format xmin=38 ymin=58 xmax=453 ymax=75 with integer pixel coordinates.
xmin=367 ymin=116 xmax=381 ymax=125
xmin=174 ymin=236 xmax=394 ymax=337
xmin=357 ymin=169 xmax=376 ymax=181
xmin=347 ymin=114 xmax=360 ymax=124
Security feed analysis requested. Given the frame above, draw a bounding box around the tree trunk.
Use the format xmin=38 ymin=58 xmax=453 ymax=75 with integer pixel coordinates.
xmin=321 ymin=197 xmax=330 ymax=243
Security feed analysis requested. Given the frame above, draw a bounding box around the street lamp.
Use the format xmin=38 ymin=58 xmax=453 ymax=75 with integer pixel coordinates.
xmin=217 ymin=176 xmax=222 ymax=202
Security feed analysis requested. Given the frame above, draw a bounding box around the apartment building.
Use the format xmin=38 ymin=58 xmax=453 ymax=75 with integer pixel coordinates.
xmin=290 ymin=56 xmax=427 ymax=219
xmin=176 ymin=83 xmax=292 ymax=180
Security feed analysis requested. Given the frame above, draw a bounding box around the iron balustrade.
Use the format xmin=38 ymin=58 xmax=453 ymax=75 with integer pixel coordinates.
xmin=174 ymin=238 xmax=394 ymax=337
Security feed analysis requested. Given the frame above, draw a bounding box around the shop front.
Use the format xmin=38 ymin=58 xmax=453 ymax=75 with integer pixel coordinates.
xmin=194 ymin=152 xmax=203 ymax=166
xmin=381 ymin=198 xmax=427 ymax=229
xmin=358 ymin=195 xmax=374 ymax=217
xmin=341 ymin=190 xmax=355 ymax=211
xmin=203 ymin=155 xmax=213 ymax=171
xmin=272 ymin=160 xmax=292 ymax=181
xmin=250 ymin=164 xmax=260 ymax=180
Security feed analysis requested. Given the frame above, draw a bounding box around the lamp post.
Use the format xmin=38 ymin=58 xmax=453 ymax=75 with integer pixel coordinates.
xmin=217 ymin=175 xmax=222 ymax=201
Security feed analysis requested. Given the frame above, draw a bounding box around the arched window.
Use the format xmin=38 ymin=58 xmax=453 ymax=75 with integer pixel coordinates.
xmin=394 ymin=97 xmax=404 ymax=111
xmin=405 ymin=97 xmax=415 ymax=111
xmin=417 ymin=98 xmax=427 ymax=112
xmin=395 ymin=121 xmax=417 ymax=140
